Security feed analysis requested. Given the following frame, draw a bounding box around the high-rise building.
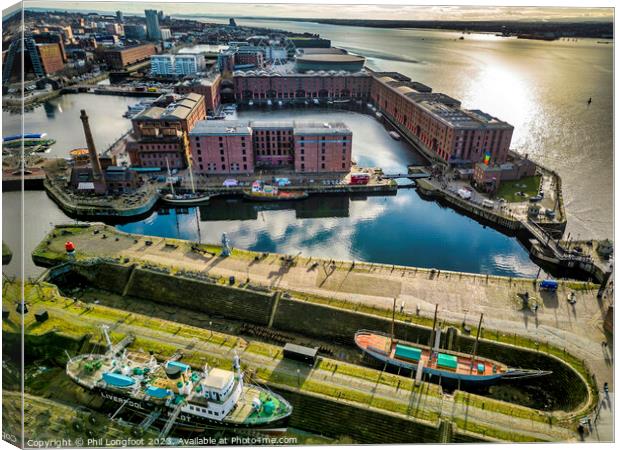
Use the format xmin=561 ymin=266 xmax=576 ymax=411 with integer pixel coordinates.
xmin=116 ymin=10 xmax=123 ymax=23
xmin=144 ymin=9 xmax=162 ymax=41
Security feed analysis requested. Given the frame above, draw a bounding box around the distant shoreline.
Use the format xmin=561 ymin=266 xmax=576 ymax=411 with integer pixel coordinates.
xmin=188 ymin=15 xmax=614 ymax=39
xmin=16 ymin=8 xmax=614 ymax=40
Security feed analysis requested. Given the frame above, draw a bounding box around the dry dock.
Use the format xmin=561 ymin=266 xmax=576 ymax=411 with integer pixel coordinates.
xmin=32 ymin=223 xmax=611 ymax=393
xmin=3 ymin=280 xmax=587 ymax=442
xmin=23 ymin=224 xmax=615 ymax=441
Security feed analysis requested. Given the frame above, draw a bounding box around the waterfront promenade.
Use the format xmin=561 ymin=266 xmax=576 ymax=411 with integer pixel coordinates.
xmin=34 ymin=223 xmax=613 ymax=402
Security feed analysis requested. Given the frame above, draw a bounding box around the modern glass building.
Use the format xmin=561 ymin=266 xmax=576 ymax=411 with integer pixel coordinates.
xmin=144 ymin=9 xmax=162 ymax=41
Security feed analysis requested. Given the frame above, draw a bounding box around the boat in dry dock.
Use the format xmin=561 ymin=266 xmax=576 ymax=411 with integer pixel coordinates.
xmin=355 ymin=309 xmax=551 ymax=384
xmin=66 ymin=327 xmax=292 ymax=436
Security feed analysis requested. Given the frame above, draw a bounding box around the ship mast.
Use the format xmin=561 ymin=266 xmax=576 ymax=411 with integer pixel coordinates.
xmin=187 ymin=155 xmax=196 ymax=194
xmin=101 ymin=325 xmax=112 ymax=350
xmin=429 ymin=304 xmax=438 ymax=357
xmin=469 ymin=313 xmax=484 ymax=374
xmin=390 ymin=297 xmax=396 ymax=346
xmin=166 ymin=157 xmax=175 ymax=196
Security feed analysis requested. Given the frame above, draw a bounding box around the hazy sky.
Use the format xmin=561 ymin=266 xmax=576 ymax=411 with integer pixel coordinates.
xmin=20 ymin=1 xmax=614 ymax=21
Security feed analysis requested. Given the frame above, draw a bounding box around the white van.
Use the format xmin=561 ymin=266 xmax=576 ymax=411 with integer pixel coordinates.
xmin=482 ymin=199 xmax=494 ymax=209
xmin=457 ymin=188 xmax=472 ymax=200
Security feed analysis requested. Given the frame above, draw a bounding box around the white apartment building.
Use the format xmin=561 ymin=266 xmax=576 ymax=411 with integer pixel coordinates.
xmin=175 ymin=54 xmax=199 ymax=75
xmin=150 ymin=54 xmax=175 ymax=76
xmin=151 ymin=54 xmax=199 ymax=76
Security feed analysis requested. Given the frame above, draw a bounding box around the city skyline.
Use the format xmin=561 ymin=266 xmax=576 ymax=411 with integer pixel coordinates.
xmin=11 ymin=1 xmax=615 ymax=22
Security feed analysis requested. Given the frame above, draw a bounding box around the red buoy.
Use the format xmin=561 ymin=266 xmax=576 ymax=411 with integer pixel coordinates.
xmin=65 ymin=241 xmax=75 ymax=252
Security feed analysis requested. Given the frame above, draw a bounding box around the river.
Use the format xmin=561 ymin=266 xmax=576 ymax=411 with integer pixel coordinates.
xmin=2 ymin=21 xmax=612 ymax=279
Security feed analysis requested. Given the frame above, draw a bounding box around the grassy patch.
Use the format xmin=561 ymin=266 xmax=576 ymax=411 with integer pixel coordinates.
xmin=453 ymin=418 xmax=547 ymax=442
xmin=256 ymin=368 xmax=440 ymax=424
xmin=496 ymin=175 xmax=541 ymax=203
xmin=316 ymin=359 xmax=441 ymax=398
xmin=455 ymin=391 xmax=554 ymax=425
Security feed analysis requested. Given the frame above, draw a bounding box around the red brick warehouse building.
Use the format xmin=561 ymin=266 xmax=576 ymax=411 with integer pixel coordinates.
xmin=174 ymin=73 xmax=222 ymax=116
xmin=369 ymin=71 xmax=514 ymax=165
xmin=189 ymin=120 xmax=352 ymax=175
xmin=233 ymin=71 xmax=371 ymax=104
xmin=127 ymin=93 xmax=206 ymax=169
xmin=101 ymin=43 xmax=157 ymax=70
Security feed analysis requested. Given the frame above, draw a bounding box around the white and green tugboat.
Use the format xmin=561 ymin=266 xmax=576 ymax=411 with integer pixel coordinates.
xmin=66 ymin=327 xmax=292 ymax=436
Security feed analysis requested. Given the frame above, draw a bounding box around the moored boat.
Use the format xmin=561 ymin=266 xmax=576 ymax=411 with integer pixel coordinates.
xmin=388 ymin=131 xmax=401 ymax=140
xmin=243 ymin=190 xmax=308 ymax=202
xmin=159 ymin=191 xmax=211 ymax=206
xmin=3 ymin=132 xmax=47 ymax=142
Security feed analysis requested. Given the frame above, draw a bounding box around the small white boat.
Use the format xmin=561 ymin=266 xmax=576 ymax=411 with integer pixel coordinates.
xmin=160 ymin=191 xmax=211 ymax=206
xmin=366 ymin=103 xmax=373 ymax=109
xmin=123 ymin=100 xmax=153 ymax=118
xmin=267 ymin=99 xmax=273 ymax=106
xmin=248 ymin=100 xmax=254 ymax=106
xmin=313 ymin=98 xmax=319 ymax=105
xmin=389 ymin=131 xmax=401 ymax=140
xmin=375 ymin=112 xmax=383 ymax=119
xmin=277 ymin=100 xmax=283 ymax=106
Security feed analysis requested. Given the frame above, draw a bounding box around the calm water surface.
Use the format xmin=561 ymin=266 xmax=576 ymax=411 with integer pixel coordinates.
xmin=198 ymin=17 xmax=614 ymax=240
xmin=118 ymin=108 xmax=542 ymax=277
xmin=2 ymin=23 xmax=612 ymax=278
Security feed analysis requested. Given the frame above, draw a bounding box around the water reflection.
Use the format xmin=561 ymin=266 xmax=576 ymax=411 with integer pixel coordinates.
xmin=118 ymin=189 xmax=541 ymax=278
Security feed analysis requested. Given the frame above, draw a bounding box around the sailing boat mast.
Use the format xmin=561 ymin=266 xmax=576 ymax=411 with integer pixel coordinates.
xmin=166 ymin=157 xmax=175 ymax=196
xmin=469 ymin=313 xmax=484 ymax=373
xmin=187 ymin=155 xmax=196 ymax=194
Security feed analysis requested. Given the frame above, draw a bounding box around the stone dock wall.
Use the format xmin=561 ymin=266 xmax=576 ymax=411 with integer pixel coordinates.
xmin=44 ymin=178 xmax=159 ymax=220
xmin=5 ymin=328 xmax=484 ymax=443
xmin=46 ymin=261 xmax=592 ymax=414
